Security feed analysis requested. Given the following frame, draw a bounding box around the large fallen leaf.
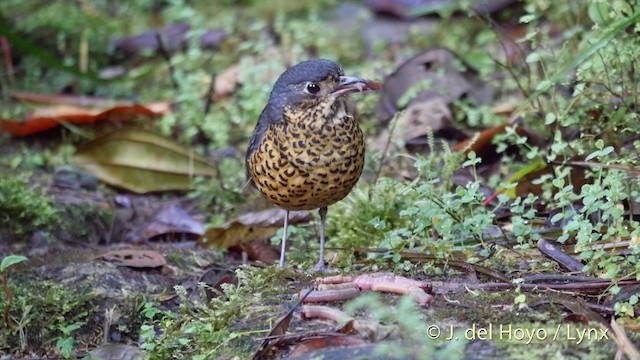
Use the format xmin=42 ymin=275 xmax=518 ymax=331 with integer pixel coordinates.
xmin=73 ymin=128 xmax=216 ymax=193
xmin=1 ymin=93 xmax=169 ymax=136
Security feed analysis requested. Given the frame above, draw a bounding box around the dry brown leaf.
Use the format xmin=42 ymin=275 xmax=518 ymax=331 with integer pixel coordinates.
xmin=99 ymin=249 xmax=167 ymax=268
xmin=231 ymin=241 xmax=280 ymax=264
xmin=0 ymin=103 xmax=166 ymax=136
xmin=214 ymin=64 xmax=240 ymax=98
xmin=199 ymin=209 xmax=311 ymax=249
xmin=202 ymin=223 xmax=278 ymax=250
xmin=378 ymin=48 xmax=493 ymax=120
xmin=141 ymin=204 xmax=204 ymax=240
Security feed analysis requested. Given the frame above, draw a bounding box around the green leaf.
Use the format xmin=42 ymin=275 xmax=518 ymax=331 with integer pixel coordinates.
xmin=525 ymin=52 xmax=541 ymax=63
xmin=0 ymin=255 xmax=28 ymax=273
xmin=73 ymin=128 xmax=217 ymax=193
xmin=588 ymin=2 xmax=610 ymax=25
xmin=535 ymin=80 xmax=552 ymax=92
xmin=544 ymin=113 xmax=556 ymax=125
xmin=519 ymin=14 xmax=536 ymax=24
xmin=529 ymin=10 xmax=640 ymax=100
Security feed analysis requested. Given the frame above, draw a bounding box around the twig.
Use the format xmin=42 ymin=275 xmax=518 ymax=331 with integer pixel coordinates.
xmin=203 ymin=72 xmax=216 ymax=115
xmin=0 ymin=36 xmax=15 ymax=90
xmin=2 ymin=273 xmax=14 ymax=329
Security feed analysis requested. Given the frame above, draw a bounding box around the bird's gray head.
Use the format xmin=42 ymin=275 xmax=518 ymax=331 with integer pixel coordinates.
xmin=263 ymin=59 xmax=372 ymax=121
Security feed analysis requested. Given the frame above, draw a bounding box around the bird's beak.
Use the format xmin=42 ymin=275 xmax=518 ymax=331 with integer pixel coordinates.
xmin=331 ymin=76 xmax=378 ymax=97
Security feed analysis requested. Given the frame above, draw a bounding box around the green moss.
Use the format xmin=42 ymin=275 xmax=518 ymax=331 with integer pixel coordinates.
xmin=57 ymin=202 xmax=114 ymax=245
xmin=0 ymin=273 xmax=96 ymax=353
xmin=141 ymin=266 xmax=304 ymax=359
xmin=0 ymin=174 xmax=58 ymax=237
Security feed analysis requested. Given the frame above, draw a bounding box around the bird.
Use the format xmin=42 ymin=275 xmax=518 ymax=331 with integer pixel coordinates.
xmin=245 ymin=59 xmax=380 ymax=271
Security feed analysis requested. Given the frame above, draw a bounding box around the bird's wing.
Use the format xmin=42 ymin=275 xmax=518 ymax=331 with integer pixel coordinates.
xmin=245 ymin=106 xmax=283 ymax=185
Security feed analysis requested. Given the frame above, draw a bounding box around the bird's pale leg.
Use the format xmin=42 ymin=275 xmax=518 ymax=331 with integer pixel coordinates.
xmin=279 ymin=210 xmax=289 ymax=268
xmin=315 ymin=207 xmax=328 ymax=271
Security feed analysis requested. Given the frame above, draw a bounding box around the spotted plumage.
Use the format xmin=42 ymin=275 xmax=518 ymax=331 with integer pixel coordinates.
xmin=245 ymin=59 xmax=379 ymax=270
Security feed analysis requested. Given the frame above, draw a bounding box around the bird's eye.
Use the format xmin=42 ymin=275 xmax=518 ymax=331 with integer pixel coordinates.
xmin=306 ymin=82 xmax=320 ymax=94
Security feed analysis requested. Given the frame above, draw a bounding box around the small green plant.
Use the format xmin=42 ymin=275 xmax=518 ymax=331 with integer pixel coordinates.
xmin=54 ymin=322 xmax=83 ymax=359
xmin=1 ymin=255 xmax=28 ymax=329
xmin=141 ymin=266 xmax=280 ymax=359
xmin=0 ymin=273 xmax=95 ymax=353
xmin=345 ymin=293 xmax=467 ymax=359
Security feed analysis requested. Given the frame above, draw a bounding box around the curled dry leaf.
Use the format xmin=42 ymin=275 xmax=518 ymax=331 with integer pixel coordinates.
xmin=141 ymin=204 xmax=205 ymax=240
xmin=0 ymin=103 xmax=166 ymax=137
xmin=2 ymin=92 xmax=170 ymax=136
xmin=99 ymin=249 xmax=166 ymax=268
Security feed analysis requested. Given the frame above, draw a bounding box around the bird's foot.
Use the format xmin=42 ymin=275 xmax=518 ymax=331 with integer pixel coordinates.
xmin=310 ymin=261 xmax=339 ymax=274
xmin=314 ymin=261 xmax=326 ymax=272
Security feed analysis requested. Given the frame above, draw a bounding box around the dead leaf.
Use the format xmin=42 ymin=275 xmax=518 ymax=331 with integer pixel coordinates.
xmin=200 ymin=209 xmax=311 ymax=249
xmin=373 ymin=97 xmax=461 ymax=153
xmin=141 ymin=204 xmax=205 ymax=240
xmin=378 ymin=48 xmax=493 ymax=120
xmin=230 ymin=241 xmax=280 ymax=264
xmin=214 ymin=64 xmax=240 ymax=98
xmin=73 ymin=128 xmax=217 ymax=193
xmin=203 ymin=224 xmax=278 ymax=250
xmin=99 ymin=249 xmax=166 ymax=268
xmin=0 ymin=104 xmax=163 ymax=136
xmin=12 ymin=91 xmax=125 ymax=107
